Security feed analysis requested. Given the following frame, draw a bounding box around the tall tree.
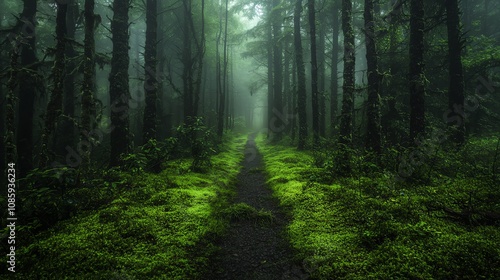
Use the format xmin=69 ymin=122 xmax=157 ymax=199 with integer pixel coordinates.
xmin=17 ymin=0 xmax=37 ymax=177
xmin=266 ymin=1 xmax=274 ymax=138
xmin=409 ymin=0 xmax=426 ymax=142
xmin=318 ymin=11 xmax=326 ymax=138
xmin=272 ymin=0 xmax=283 ymax=140
xmin=109 ymin=0 xmax=130 ymax=166
xmin=81 ymin=0 xmax=97 ymax=164
xmin=364 ymin=0 xmax=382 ymax=153
xmin=40 ymin=1 xmax=68 ymax=167
xmin=57 ymin=0 xmax=78 ymax=155
xmin=143 ymin=0 xmax=158 ymax=143
xmin=294 ymin=0 xmax=308 ymax=149
xmin=330 ymin=0 xmax=340 ymax=136
xmin=217 ymin=0 xmax=229 ymax=138
xmin=308 ymin=0 xmax=320 ymax=145
xmin=445 ymin=0 xmax=465 ymax=144
xmin=339 ymin=0 xmax=355 ymax=146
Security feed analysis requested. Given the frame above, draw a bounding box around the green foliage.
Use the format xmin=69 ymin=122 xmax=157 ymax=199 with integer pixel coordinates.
xmin=256 ymin=134 xmax=500 ymax=279
xmin=2 ymin=133 xmax=247 ymax=279
xmin=176 ymin=117 xmax=218 ymax=172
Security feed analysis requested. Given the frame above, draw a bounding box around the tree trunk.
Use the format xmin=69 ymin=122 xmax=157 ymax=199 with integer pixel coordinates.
xmin=143 ymin=0 xmax=158 ymax=143
xmin=409 ymin=0 xmax=425 ymax=143
xmin=218 ymin=0 xmax=229 ymax=138
xmin=364 ymin=0 xmax=382 ymax=154
xmin=266 ymin=1 xmax=274 ymax=138
xmin=445 ymin=0 xmax=465 ymax=144
xmin=109 ymin=0 xmax=130 ymax=166
xmin=57 ymin=0 xmax=78 ymax=156
xmin=17 ymin=0 xmax=37 ymax=177
xmin=330 ymin=0 xmax=340 ymax=136
xmin=40 ymin=2 xmax=68 ymax=168
xmin=272 ymin=0 xmax=283 ymax=141
xmin=339 ymin=0 xmax=355 ymax=146
xmin=81 ymin=0 xmax=97 ymax=164
xmin=294 ymin=0 xmax=308 ymax=149
xmin=6 ymin=50 xmax=19 ymax=169
xmin=308 ymin=0 xmax=319 ymax=146
xmin=318 ymin=11 xmax=326 ymax=138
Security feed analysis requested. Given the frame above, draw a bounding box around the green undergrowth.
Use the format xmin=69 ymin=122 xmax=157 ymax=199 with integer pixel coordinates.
xmin=255 ymin=134 xmax=500 ymax=279
xmin=9 ymin=133 xmax=247 ymax=279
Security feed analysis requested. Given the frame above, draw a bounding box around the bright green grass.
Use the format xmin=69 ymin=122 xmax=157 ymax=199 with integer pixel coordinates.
xmin=256 ymin=134 xmax=500 ymax=279
xmin=11 ymin=133 xmax=247 ymax=280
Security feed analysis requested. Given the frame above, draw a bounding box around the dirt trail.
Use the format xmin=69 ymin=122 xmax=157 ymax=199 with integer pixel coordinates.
xmin=209 ymin=134 xmax=308 ymax=280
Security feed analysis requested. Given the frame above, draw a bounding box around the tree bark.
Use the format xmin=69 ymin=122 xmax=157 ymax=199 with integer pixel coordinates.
xmin=409 ymin=0 xmax=426 ymax=143
xmin=81 ymin=0 xmax=97 ymax=164
xmin=364 ymin=0 xmax=382 ymax=154
xmin=330 ymin=0 xmax=340 ymax=136
xmin=294 ymin=0 xmax=308 ymax=149
xmin=339 ymin=0 xmax=355 ymax=146
xmin=445 ymin=0 xmax=465 ymax=144
xmin=40 ymin=1 xmax=68 ymax=167
xmin=272 ymin=0 xmax=283 ymax=141
xmin=109 ymin=0 xmax=130 ymax=166
xmin=318 ymin=10 xmax=326 ymax=138
xmin=143 ymin=0 xmax=158 ymax=143
xmin=17 ymin=0 xmax=37 ymax=177
xmin=308 ymin=0 xmax=320 ymax=145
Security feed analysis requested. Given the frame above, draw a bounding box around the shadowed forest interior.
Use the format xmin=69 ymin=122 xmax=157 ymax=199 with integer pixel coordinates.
xmin=1 ymin=0 xmax=500 ymax=279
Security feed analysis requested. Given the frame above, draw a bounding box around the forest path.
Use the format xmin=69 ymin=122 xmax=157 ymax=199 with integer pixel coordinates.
xmin=209 ymin=133 xmax=308 ymax=280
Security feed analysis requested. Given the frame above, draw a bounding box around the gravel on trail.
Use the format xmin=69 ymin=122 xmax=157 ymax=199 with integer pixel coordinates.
xmin=209 ymin=134 xmax=309 ymax=280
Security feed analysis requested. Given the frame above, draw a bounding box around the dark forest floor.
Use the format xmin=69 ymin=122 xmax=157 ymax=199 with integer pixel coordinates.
xmin=209 ymin=134 xmax=308 ymax=280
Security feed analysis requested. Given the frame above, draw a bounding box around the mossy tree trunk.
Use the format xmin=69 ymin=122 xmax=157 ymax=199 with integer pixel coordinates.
xmin=16 ymin=0 xmax=37 ymax=177
xmin=109 ymin=0 xmax=130 ymax=166
xmin=143 ymin=0 xmax=158 ymax=143
xmin=339 ymin=0 xmax=355 ymax=146
xmin=40 ymin=2 xmax=68 ymax=168
xmin=330 ymin=0 xmax=340 ymax=136
xmin=446 ymin=0 xmax=466 ymax=145
xmin=81 ymin=0 xmax=97 ymax=164
xmin=338 ymin=0 xmax=356 ymax=174
xmin=364 ymin=0 xmax=382 ymax=154
xmin=409 ymin=0 xmax=426 ymax=143
xmin=308 ymin=0 xmax=319 ymax=146
xmin=294 ymin=0 xmax=308 ymax=150
xmin=266 ymin=1 xmax=274 ymax=138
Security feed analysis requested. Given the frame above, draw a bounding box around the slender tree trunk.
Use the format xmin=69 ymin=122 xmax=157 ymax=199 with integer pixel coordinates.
xmin=272 ymin=0 xmax=283 ymax=141
xmin=40 ymin=2 xmax=68 ymax=167
xmin=217 ymin=0 xmax=229 ymax=138
xmin=409 ymin=0 xmax=425 ymax=143
xmin=216 ymin=0 xmax=224 ymax=137
xmin=330 ymin=0 xmax=340 ymax=136
xmin=339 ymin=0 xmax=355 ymax=146
xmin=364 ymin=0 xmax=382 ymax=154
xmin=109 ymin=0 xmax=130 ymax=166
xmin=284 ymin=36 xmax=292 ymax=134
xmin=81 ymin=0 xmax=96 ymax=164
xmin=143 ymin=0 xmax=158 ymax=143
xmin=308 ymin=0 xmax=319 ymax=145
xmin=295 ymin=0 xmax=308 ymax=149
xmin=182 ymin=1 xmax=194 ymax=121
xmin=266 ymin=2 xmax=274 ymax=138
xmin=318 ymin=12 xmax=326 ymax=138
xmin=446 ymin=0 xmax=465 ymax=144
xmin=17 ymin=0 xmax=37 ymax=177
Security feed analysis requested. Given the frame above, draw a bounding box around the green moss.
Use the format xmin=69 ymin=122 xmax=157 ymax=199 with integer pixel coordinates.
xmin=11 ymin=133 xmax=248 ymax=279
xmin=256 ymin=133 xmax=500 ymax=280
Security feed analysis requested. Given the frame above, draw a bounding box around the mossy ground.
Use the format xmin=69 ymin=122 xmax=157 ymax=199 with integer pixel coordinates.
xmin=8 ymin=133 xmax=247 ymax=279
xmin=256 ymin=134 xmax=500 ymax=279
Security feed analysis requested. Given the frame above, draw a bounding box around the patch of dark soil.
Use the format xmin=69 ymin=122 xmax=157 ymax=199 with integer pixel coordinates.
xmin=208 ymin=134 xmax=309 ymax=280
